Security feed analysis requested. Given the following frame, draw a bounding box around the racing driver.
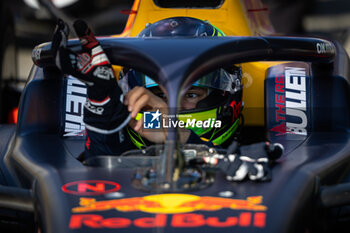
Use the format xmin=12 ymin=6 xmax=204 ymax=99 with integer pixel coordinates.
xmin=52 ymin=17 xmax=243 ymax=159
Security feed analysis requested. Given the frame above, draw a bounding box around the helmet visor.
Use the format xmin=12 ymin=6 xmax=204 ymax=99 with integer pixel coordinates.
xmin=192 ymin=69 xmax=234 ymax=92
xmin=132 ymin=69 xmax=234 ymax=92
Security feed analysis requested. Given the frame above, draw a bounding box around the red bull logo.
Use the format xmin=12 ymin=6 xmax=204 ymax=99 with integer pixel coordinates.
xmin=72 ymin=194 xmax=267 ymax=214
xmin=69 ymin=194 xmax=267 ymax=229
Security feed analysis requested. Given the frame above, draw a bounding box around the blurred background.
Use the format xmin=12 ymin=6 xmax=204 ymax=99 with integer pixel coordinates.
xmin=0 ymin=0 xmax=350 ymax=123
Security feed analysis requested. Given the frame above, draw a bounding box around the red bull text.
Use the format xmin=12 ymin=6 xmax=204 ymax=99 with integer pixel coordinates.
xmin=69 ymin=212 xmax=266 ymax=229
xmin=69 ymin=194 xmax=267 ymax=229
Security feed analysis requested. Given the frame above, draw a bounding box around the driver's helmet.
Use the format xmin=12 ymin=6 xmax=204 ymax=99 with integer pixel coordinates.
xmin=125 ymin=17 xmax=243 ymax=148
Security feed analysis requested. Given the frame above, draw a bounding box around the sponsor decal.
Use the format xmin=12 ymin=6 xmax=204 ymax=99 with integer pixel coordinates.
xmin=230 ymin=100 xmax=242 ymax=122
xmin=69 ymin=194 xmax=266 ymax=229
xmin=143 ymin=110 xmax=222 ymax=129
xmin=84 ymin=97 xmax=110 ymax=115
xmin=31 ymin=48 xmax=41 ymax=61
xmin=64 ymin=76 xmax=87 ymax=137
xmin=316 ymin=42 xmax=334 ymax=54
xmin=85 ymin=100 xmax=104 ymax=115
xmin=77 ymin=53 xmax=91 ymax=72
xmin=72 ymin=194 xmax=266 ymax=214
xmin=266 ymin=63 xmax=310 ymax=136
xmin=69 ymin=212 xmax=266 ymax=229
xmin=62 ymin=180 xmax=121 ymax=196
xmin=76 ymin=46 xmax=109 ymax=74
xmin=93 ymin=66 xmax=114 ymax=80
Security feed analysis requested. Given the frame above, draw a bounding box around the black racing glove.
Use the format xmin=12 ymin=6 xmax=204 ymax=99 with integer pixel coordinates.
xmin=204 ymin=141 xmax=283 ymax=181
xmin=51 ymin=19 xmax=129 ymax=132
xmin=52 ymin=19 xmax=117 ymax=93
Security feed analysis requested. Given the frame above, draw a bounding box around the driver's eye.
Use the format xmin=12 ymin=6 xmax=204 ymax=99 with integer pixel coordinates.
xmin=186 ymin=93 xmax=199 ymax=98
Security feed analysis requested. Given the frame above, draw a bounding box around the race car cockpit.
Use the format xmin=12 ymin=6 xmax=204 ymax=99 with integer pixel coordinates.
xmin=1 ymin=30 xmax=350 ymax=233
xmin=0 ymin=0 xmax=350 ymax=231
xmin=22 ymin=35 xmax=342 ymax=190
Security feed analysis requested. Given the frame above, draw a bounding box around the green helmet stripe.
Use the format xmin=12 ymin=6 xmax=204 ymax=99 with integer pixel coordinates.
xmin=209 ymin=124 xmax=227 ymax=141
xmin=212 ymin=118 xmax=240 ymax=145
xmin=212 ymin=25 xmax=226 ymax=37
xmin=209 ymin=127 xmax=218 ymax=141
xmin=127 ymin=127 xmax=146 ymax=149
xmin=212 ymin=28 xmax=216 ymax=36
xmin=130 ymin=136 xmax=144 ymax=149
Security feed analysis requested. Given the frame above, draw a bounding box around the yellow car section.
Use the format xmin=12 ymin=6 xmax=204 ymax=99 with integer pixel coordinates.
xmin=112 ymin=0 xmax=284 ymax=126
